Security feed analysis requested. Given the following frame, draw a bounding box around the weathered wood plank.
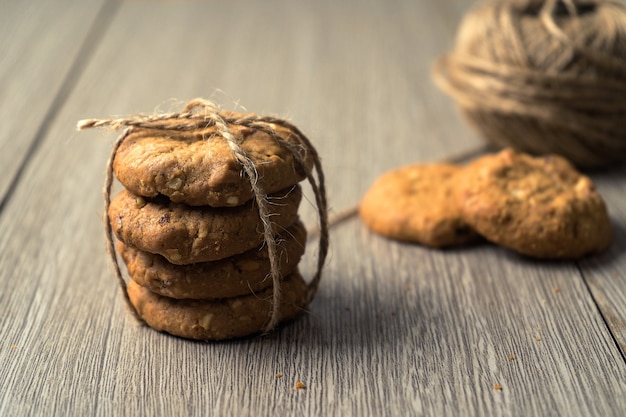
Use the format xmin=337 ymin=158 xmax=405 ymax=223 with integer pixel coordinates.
xmin=579 ymin=168 xmax=626 ymax=357
xmin=1 ymin=1 xmax=625 ymax=416
xmin=301 ymin=221 xmax=626 ymax=417
xmin=0 ymin=0 xmax=114 ymax=206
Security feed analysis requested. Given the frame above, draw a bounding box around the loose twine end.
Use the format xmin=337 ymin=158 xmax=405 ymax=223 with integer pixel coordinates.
xmin=80 ymin=98 xmax=329 ymax=334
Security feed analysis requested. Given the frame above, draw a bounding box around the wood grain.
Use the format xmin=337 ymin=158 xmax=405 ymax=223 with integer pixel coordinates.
xmin=1 ymin=1 xmax=626 ymax=416
xmin=0 ymin=0 xmax=114 ymax=206
xmin=580 ymin=168 xmax=626 ymax=357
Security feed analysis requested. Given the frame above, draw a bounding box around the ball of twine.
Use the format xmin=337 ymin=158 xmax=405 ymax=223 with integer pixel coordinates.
xmin=433 ymin=0 xmax=626 ymax=169
xmin=77 ymin=98 xmax=329 ymax=334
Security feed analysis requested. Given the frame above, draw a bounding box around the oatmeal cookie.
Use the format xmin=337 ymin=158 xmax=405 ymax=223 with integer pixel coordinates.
xmin=127 ymin=271 xmax=308 ymax=341
xmin=109 ymin=185 xmax=302 ymax=264
xmin=459 ymin=149 xmax=612 ymax=259
xmin=119 ymin=220 xmax=306 ymax=299
xmin=113 ymin=116 xmax=312 ymax=207
xmin=359 ymin=163 xmax=478 ymax=247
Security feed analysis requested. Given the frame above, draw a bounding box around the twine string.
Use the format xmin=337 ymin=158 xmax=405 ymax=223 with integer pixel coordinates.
xmin=78 ymin=99 xmax=329 ymax=333
xmin=103 ymin=128 xmax=143 ymax=323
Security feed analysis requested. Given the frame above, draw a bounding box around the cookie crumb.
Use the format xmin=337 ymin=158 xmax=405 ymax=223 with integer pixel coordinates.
xmin=275 ymin=372 xmax=282 ymax=378
xmin=404 ymin=285 xmax=412 ymax=291
xmin=295 ymin=381 xmax=306 ymax=390
xmin=494 ymin=383 xmax=503 ymax=391
xmin=552 ymin=287 xmax=559 ymax=294
xmin=508 ymin=354 xmax=515 ymax=361
xmin=535 ymin=336 xmax=541 ymax=342
xmin=12 ymin=345 xmax=17 ymax=349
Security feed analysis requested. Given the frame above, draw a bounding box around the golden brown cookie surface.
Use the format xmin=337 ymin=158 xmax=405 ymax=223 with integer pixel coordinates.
xmin=119 ymin=220 xmax=306 ymax=299
xmin=113 ymin=118 xmax=312 ymax=207
xmin=459 ymin=149 xmax=612 ymax=259
xmin=127 ymin=271 xmax=308 ymax=341
xmin=359 ymin=163 xmax=478 ymax=247
xmin=109 ymin=185 xmax=302 ymax=264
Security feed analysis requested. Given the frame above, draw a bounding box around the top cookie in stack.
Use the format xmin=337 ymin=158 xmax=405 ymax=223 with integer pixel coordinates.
xmin=113 ymin=115 xmax=313 ymax=207
xmin=107 ymin=110 xmax=315 ymax=340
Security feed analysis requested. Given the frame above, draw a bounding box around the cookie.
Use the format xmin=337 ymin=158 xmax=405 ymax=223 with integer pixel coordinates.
xmin=459 ymin=149 xmax=612 ymax=259
xmin=118 ymin=219 xmax=307 ymax=299
xmin=359 ymin=163 xmax=479 ymax=247
xmin=109 ymin=185 xmax=302 ymax=264
xmin=113 ymin=117 xmax=312 ymax=207
xmin=127 ymin=271 xmax=309 ymax=340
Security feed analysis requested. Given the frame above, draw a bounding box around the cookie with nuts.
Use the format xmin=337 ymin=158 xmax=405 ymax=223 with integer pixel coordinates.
xmin=118 ymin=219 xmax=306 ymax=299
xmin=359 ymin=163 xmax=479 ymax=247
xmin=459 ymin=149 xmax=612 ymax=259
xmin=113 ymin=115 xmax=313 ymax=207
xmin=127 ymin=270 xmax=308 ymax=340
xmin=108 ymin=185 xmax=302 ymax=264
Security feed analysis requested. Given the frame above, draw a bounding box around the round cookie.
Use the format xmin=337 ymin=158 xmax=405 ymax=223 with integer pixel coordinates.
xmin=113 ymin=117 xmax=313 ymax=207
xmin=359 ymin=163 xmax=479 ymax=247
xmin=109 ymin=185 xmax=302 ymax=264
xmin=459 ymin=149 xmax=612 ymax=259
xmin=118 ymin=219 xmax=307 ymax=299
xmin=127 ymin=271 xmax=309 ymax=341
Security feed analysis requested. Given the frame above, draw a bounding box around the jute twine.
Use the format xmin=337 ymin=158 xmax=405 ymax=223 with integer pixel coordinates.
xmin=433 ymin=0 xmax=626 ymax=169
xmin=77 ymin=98 xmax=329 ymax=334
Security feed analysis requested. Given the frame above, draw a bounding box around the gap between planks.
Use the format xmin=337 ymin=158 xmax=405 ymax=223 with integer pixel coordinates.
xmin=0 ymin=0 xmax=121 ymax=215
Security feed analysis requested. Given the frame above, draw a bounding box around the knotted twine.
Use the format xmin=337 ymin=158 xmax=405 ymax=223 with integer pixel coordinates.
xmin=77 ymin=98 xmax=329 ymax=334
xmin=433 ymin=0 xmax=626 ymax=169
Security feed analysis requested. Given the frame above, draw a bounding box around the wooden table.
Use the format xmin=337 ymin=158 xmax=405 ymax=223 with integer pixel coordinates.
xmin=2 ymin=1 xmax=625 ymax=415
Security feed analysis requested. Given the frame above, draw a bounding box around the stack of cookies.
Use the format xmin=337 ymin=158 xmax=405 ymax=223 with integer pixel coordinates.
xmin=360 ymin=148 xmax=612 ymax=259
xmin=107 ymin=116 xmax=314 ymax=340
